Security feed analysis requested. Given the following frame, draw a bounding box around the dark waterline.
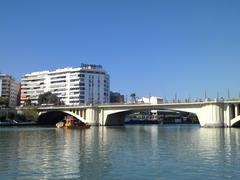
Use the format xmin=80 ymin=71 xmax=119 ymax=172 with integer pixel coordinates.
xmin=0 ymin=125 xmax=240 ymax=179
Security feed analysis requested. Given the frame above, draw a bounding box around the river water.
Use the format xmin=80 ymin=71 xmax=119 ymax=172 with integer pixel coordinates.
xmin=0 ymin=125 xmax=240 ymax=180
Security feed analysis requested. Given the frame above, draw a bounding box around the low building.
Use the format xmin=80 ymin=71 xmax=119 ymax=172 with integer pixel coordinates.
xmin=110 ymin=91 xmax=124 ymax=103
xmin=16 ymin=84 xmax=21 ymax=106
xmin=0 ymin=73 xmax=18 ymax=108
xmin=138 ymin=96 xmax=164 ymax=104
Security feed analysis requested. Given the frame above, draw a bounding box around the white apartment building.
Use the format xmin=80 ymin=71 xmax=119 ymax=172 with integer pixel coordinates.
xmin=0 ymin=73 xmax=18 ymax=108
xmin=21 ymin=64 xmax=110 ymax=105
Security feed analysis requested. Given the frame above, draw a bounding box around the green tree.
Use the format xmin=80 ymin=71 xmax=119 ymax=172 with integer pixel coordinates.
xmin=23 ymin=107 xmax=39 ymax=121
xmin=0 ymin=114 xmax=6 ymax=121
xmin=24 ymin=99 xmax=32 ymax=106
xmin=0 ymin=97 xmax=9 ymax=107
xmin=38 ymin=92 xmax=62 ymax=106
xmin=16 ymin=114 xmax=26 ymax=122
xmin=8 ymin=112 xmax=15 ymax=120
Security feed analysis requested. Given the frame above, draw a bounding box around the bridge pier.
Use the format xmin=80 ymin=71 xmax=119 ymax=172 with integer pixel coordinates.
xmin=199 ymin=103 xmax=226 ymax=127
xmin=98 ymin=109 xmax=105 ymax=126
xmin=85 ymin=108 xmax=99 ymax=125
xmin=234 ymin=104 xmax=239 ymax=118
xmin=224 ymin=105 xmax=231 ymax=127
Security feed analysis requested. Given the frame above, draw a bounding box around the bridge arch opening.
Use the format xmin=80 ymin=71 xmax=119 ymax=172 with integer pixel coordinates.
xmin=38 ymin=111 xmax=85 ymax=126
xmin=105 ymin=109 xmax=199 ymax=126
xmin=232 ymin=121 xmax=240 ymax=127
xmin=105 ymin=111 xmax=134 ymax=126
xmin=230 ymin=114 xmax=240 ymax=127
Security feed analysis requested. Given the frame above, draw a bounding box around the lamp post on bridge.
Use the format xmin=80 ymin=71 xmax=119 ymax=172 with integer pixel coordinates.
xmin=228 ymin=88 xmax=230 ymax=100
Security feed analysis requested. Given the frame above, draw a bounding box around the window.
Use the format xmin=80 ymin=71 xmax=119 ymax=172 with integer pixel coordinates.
xmin=70 ymin=79 xmax=79 ymax=82
xmin=80 ymin=96 xmax=85 ymax=99
xmin=79 ymin=74 xmax=85 ymax=77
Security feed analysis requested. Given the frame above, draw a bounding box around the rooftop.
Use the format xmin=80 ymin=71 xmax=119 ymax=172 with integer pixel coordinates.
xmin=23 ymin=64 xmax=107 ymax=77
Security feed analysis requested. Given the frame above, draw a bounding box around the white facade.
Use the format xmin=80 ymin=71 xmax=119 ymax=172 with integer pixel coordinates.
xmin=0 ymin=73 xmax=18 ymax=108
xmin=21 ymin=64 xmax=110 ymax=105
xmin=138 ymin=96 xmax=164 ymax=104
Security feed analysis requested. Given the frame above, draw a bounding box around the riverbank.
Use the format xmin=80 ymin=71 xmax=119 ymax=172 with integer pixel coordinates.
xmin=0 ymin=121 xmax=38 ymax=126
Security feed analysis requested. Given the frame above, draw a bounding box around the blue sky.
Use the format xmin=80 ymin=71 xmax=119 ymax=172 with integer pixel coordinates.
xmin=1 ymin=0 xmax=240 ymax=100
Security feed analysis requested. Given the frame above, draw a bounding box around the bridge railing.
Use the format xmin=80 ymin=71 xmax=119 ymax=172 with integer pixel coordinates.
xmin=23 ymin=97 xmax=240 ymax=109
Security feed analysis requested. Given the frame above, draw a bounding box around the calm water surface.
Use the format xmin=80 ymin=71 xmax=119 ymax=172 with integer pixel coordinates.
xmin=0 ymin=125 xmax=240 ymax=180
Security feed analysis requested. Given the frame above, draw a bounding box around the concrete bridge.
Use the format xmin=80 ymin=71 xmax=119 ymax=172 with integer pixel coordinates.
xmin=38 ymin=100 xmax=240 ymax=127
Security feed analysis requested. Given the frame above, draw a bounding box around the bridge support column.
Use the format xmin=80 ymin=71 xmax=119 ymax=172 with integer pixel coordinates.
xmin=98 ymin=109 xmax=105 ymax=126
xmin=82 ymin=110 xmax=85 ymax=119
xmin=200 ymin=103 xmax=226 ymax=127
xmin=85 ymin=107 xmax=99 ymax=125
xmin=235 ymin=104 xmax=238 ymax=118
xmin=224 ymin=104 xmax=231 ymax=127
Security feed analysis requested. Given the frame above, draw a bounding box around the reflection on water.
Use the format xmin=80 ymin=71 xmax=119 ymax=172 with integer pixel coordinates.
xmin=0 ymin=125 xmax=240 ymax=179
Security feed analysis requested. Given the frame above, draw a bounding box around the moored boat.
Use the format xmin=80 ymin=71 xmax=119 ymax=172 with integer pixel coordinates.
xmin=56 ymin=121 xmax=65 ymax=128
xmin=56 ymin=115 xmax=90 ymax=129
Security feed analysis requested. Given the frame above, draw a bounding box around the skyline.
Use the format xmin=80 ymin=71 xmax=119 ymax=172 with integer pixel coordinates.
xmin=1 ymin=0 xmax=240 ymax=100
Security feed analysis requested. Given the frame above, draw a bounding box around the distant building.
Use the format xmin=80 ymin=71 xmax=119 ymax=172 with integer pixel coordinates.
xmin=110 ymin=91 xmax=124 ymax=103
xmin=0 ymin=73 xmax=18 ymax=108
xmin=138 ymin=96 xmax=164 ymax=104
xmin=21 ymin=64 xmax=110 ymax=105
xmin=16 ymin=84 xmax=21 ymax=106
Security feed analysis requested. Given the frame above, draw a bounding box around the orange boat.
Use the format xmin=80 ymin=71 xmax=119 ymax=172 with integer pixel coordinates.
xmin=56 ymin=116 xmax=90 ymax=129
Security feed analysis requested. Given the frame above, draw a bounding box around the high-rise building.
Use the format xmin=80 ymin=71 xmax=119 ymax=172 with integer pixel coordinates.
xmin=21 ymin=64 xmax=110 ymax=105
xmin=0 ymin=73 xmax=18 ymax=108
